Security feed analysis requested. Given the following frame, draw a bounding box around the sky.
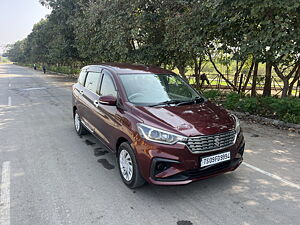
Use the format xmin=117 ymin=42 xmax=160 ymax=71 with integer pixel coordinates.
xmin=0 ymin=0 xmax=51 ymax=53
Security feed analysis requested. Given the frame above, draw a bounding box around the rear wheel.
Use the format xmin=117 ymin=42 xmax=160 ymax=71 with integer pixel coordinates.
xmin=74 ymin=111 xmax=87 ymax=135
xmin=117 ymin=142 xmax=145 ymax=188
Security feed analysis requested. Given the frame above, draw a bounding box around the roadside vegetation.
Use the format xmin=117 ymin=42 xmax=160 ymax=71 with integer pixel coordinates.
xmin=18 ymin=62 xmax=80 ymax=75
xmin=3 ymin=0 xmax=300 ymax=123
xmin=203 ymin=90 xmax=300 ymax=124
xmin=0 ymin=56 xmax=11 ymax=64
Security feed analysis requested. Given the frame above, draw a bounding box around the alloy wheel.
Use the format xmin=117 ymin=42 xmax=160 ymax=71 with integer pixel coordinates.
xmin=119 ymin=149 xmax=133 ymax=181
xmin=74 ymin=113 xmax=81 ymax=132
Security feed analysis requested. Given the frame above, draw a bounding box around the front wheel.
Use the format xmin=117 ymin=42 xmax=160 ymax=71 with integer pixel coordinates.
xmin=74 ymin=111 xmax=88 ymax=135
xmin=117 ymin=142 xmax=145 ymax=188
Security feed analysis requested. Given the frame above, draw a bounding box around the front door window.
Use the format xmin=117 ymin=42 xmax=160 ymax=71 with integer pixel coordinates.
xmin=100 ymin=71 xmax=117 ymax=97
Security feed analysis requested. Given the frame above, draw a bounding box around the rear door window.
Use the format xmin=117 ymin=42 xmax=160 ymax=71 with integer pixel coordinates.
xmin=84 ymin=72 xmax=102 ymax=94
xmin=100 ymin=71 xmax=117 ymax=97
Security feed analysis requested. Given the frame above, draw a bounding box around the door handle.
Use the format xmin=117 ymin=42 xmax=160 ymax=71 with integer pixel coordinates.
xmin=93 ymin=100 xmax=99 ymax=108
xmin=79 ymin=90 xmax=84 ymax=95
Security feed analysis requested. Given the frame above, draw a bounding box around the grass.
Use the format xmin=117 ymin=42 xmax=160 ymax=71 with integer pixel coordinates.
xmin=0 ymin=56 xmax=11 ymax=64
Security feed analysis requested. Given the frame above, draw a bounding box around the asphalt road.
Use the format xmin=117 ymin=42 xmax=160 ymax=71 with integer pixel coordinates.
xmin=0 ymin=64 xmax=299 ymax=225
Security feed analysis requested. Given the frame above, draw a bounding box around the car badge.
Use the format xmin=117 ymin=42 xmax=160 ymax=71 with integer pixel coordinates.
xmin=214 ymin=137 xmax=220 ymax=147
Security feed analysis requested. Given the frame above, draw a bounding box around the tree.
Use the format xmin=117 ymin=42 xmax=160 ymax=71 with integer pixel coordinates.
xmin=205 ymin=0 xmax=300 ymax=96
xmin=6 ymin=0 xmax=300 ymax=99
xmin=5 ymin=40 xmax=27 ymax=63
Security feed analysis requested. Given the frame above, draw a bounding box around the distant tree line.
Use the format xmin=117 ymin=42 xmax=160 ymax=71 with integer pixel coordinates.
xmin=4 ymin=0 xmax=300 ymax=97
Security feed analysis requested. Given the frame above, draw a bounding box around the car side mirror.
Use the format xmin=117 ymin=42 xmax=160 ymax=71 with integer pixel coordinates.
xmin=99 ymin=95 xmax=117 ymax=106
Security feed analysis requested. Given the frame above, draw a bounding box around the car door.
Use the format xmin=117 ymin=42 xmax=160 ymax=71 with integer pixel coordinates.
xmin=73 ymin=69 xmax=88 ymax=119
xmin=80 ymin=70 xmax=103 ymax=133
xmin=92 ymin=69 xmax=119 ymax=148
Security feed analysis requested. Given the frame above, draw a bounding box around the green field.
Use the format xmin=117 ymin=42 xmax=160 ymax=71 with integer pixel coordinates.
xmin=0 ymin=56 xmax=11 ymax=64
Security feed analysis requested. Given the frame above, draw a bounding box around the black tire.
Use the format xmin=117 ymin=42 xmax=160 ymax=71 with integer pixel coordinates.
xmin=74 ymin=110 xmax=88 ymax=135
xmin=117 ymin=142 xmax=145 ymax=188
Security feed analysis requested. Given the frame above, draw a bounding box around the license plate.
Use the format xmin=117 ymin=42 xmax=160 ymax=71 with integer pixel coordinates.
xmin=200 ymin=152 xmax=230 ymax=167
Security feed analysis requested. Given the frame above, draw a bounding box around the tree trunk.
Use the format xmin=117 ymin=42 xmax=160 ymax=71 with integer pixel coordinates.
xmin=234 ymin=60 xmax=246 ymax=89
xmin=273 ymin=61 xmax=300 ymax=98
xmin=251 ymin=62 xmax=259 ymax=97
xmin=263 ymin=62 xmax=272 ymax=96
xmin=238 ymin=73 xmax=244 ymax=94
xmin=288 ymin=65 xmax=300 ymax=96
xmin=281 ymin=78 xmax=289 ymax=98
xmin=242 ymin=58 xmax=255 ymax=92
xmin=177 ymin=65 xmax=188 ymax=82
xmin=194 ymin=57 xmax=200 ymax=89
xmin=234 ymin=60 xmax=239 ymax=87
xmin=207 ymin=51 xmax=237 ymax=91
xmin=288 ymin=80 xmax=295 ymax=96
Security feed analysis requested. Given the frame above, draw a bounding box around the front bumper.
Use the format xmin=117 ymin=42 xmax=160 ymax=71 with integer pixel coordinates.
xmin=133 ymin=132 xmax=245 ymax=186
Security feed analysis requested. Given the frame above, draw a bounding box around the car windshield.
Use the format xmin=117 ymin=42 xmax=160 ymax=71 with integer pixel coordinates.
xmin=119 ymin=73 xmax=202 ymax=106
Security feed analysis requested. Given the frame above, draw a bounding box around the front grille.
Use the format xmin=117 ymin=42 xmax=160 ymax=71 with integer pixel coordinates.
xmin=187 ymin=130 xmax=236 ymax=153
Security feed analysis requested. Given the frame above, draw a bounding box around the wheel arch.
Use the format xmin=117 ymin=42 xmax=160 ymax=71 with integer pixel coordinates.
xmin=116 ymin=137 xmax=130 ymax=154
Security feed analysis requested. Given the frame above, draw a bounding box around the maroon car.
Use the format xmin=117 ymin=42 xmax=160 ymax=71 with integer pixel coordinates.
xmin=72 ymin=64 xmax=245 ymax=188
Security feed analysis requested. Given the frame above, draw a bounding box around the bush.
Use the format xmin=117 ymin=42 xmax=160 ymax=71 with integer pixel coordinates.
xmin=223 ymin=92 xmax=242 ymax=110
xmin=47 ymin=65 xmax=80 ymax=75
xmin=17 ymin=63 xmax=80 ymax=75
xmin=202 ymin=90 xmax=222 ymax=101
xmin=238 ymin=97 xmax=259 ymax=114
xmin=211 ymin=91 xmax=300 ymax=124
xmin=269 ymin=98 xmax=300 ymax=123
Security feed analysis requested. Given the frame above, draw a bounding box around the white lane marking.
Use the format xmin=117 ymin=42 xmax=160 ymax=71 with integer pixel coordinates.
xmin=22 ymin=87 xmax=46 ymax=91
xmin=8 ymin=83 xmax=11 ymax=88
xmin=7 ymin=97 xmax=11 ymax=106
xmin=0 ymin=161 xmax=11 ymax=225
xmin=243 ymin=162 xmax=300 ymax=190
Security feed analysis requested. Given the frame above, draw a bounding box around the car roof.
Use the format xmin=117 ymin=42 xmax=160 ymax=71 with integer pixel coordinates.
xmin=82 ymin=63 xmax=174 ymax=75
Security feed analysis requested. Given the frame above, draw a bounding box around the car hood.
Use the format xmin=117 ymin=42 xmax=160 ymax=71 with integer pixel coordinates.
xmin=133 ymin=101 xmax=235 ymax=136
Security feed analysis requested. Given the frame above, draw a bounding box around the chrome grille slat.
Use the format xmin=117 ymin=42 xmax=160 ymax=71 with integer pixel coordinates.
xmin=187 ymin=130 xmax=236 ymax=153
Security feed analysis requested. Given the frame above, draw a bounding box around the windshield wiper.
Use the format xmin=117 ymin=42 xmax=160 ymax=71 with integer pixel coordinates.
xmin=148 ymin=100 xmax=182 ymax=107
xmin=175 ymin=97 xmax=205 ymax=106
xmin=149 ymin=97 xmax=205 ymax=107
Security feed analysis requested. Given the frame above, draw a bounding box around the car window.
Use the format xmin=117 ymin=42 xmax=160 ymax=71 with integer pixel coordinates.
xmin=84 ymin=72 xmax=101 ymax=94
xmin=119 ymin=74 xmax=200 ymax=105
xmin=100 ymin=72 xmax=117 ymax=97
xmin=78 ymin=70 xmax=87 ymax=85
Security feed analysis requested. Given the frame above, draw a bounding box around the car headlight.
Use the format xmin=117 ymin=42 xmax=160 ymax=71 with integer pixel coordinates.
xmin=137 ymin=123 xmax=187 ymax=145
xmin=231 ymin=114 xmax=241 ymax=134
